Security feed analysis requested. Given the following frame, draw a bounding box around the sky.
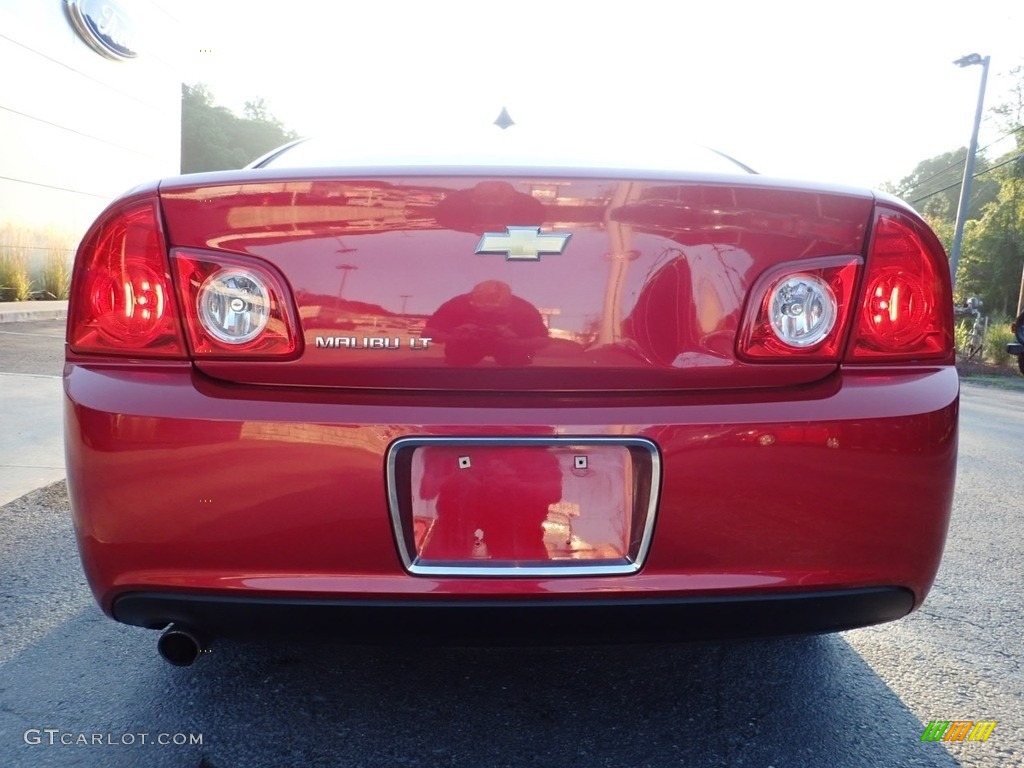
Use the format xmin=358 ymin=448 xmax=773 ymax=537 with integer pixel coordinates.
xmin=165 ymin=0 xmax=1023 ymax=191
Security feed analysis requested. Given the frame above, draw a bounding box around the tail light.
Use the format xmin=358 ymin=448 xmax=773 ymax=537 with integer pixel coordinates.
xmin=738 ymin=204 xmax=953 ymax=365
xmin=67 ymin=196 xmax=187 ymax=358
xmin=68 ymin=194 xmax=300 ymax=360
xmin=172 ymin=251 xmax=300 ymax=358
xmin=847 ymin=207 xmax=954 ymax=362
xmin=737 ymin=256 xmax=861 ymax=361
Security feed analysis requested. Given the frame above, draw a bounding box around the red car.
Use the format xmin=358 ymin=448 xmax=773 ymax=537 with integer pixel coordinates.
xmin=64 ymin=136 xmax=958 ymax=665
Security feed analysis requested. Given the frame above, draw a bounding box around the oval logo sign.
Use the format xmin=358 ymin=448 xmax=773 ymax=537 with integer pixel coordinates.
xmin=65 ymin=0 xmax=138 ymax=61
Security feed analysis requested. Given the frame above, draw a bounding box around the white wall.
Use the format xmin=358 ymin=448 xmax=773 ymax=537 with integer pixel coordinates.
xmin=0 ymin=0 xmax=181 ymax=276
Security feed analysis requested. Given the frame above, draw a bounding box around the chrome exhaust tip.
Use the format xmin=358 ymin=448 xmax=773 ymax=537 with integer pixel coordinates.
xmin=157 ymin=624 xmax=206 ymax=666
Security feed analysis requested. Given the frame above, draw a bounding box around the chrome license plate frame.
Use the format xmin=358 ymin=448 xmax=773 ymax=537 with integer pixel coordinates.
xmin=385 ymin=436 xmax=661 ymax=577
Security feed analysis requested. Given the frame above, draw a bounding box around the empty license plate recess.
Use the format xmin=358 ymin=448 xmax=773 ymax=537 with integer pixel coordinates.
xmin=386 ymin=437 xmax=660 ymax=576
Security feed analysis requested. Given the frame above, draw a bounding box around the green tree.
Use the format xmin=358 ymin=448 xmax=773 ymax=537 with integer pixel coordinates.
xmin=884 ymin=149 xmax=998 ymax=227
xmin=885 ymin=67 xmax=1024 ymax=314
xmin=181 ymin=84 xmax=298 ymax=174
xmin=243 ymin=98 xmax=270 ymax=122
xmin=956 ymin=173 xmax=1023 ymax=315
xmin=955 ymin=70 xmax=1024 ymax=315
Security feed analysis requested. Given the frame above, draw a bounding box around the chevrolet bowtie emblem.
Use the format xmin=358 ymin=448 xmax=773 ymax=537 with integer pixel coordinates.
xmin=475 ymin=226 xmax=571 ymax=261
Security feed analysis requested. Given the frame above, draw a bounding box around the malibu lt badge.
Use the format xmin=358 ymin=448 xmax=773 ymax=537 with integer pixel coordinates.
xmin=475 ymin=226 xmax=571 ymax=261
xmin=315 ymin=336 xmax=432 ymax=350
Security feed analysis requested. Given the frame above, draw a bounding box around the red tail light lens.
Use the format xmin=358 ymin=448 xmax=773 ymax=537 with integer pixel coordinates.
xmin=172 ymin=250 xmax=300 ymax=358
xmin=847 ymin=207 xmax=953 ymax=362
xmin=68 ymin=198 xmax=186 ymax=357
xmin=737 ymin=256 xmax=861 ymax=362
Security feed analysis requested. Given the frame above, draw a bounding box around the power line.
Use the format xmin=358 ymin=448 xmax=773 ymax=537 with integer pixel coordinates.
xmin=979 ymin=149 xmax=1024 ymax=175
xmin=897 ymin=158 xmax=965 ymax=196
xmin=909 ymin=150 xmax=1024 ymax=205
xmin=898 ymin=124 xmax=1024 ymax=198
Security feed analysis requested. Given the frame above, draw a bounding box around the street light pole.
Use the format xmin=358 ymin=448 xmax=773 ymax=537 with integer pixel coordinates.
xmin=336 ymin=264 xmax=358 ymax=301
xmin=948 ymin=53 xmax=990 ymax=293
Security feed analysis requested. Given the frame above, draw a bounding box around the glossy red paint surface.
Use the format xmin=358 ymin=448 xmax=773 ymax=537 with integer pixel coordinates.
xmin=158 ymin=172 xmax=875 ymax=391
xmin=64 ymin=166 xmax=959 ymax=638
xmin=64 ymin=361 xmax=957 ymax=613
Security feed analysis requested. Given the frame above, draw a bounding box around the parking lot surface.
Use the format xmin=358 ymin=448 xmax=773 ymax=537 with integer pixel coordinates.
xmin=0 ymin=320 xmax=1021 ymax=767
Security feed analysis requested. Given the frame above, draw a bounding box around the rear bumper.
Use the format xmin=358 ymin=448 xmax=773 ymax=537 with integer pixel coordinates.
xmin=65 ymin=362 xmax=958 ymax=637
xmin=1008 ymin=342 xmax=1023 ymax=356
xmin=113 ymin=587 xmax=914 ymax=643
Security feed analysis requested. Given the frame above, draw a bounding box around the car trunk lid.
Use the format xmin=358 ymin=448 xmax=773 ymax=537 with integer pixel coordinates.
xmin=159 ymin=171 xmax=873 ymax=391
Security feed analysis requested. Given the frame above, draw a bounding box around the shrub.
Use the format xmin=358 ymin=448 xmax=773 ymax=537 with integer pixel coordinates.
xmin=39 ymin=254 xmax=72 ymax=300
xmin=954 ymin=319 xmax=974 ymax=357
xmin=0 ymin=254 xmax=33 ymax=302
xmin=984 ymin=318 xmax=1015 ymax=367
xmin=0 ymin=223 xmax=78 ymax=301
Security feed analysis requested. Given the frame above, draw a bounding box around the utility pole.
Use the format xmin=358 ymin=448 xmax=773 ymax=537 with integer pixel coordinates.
xmin=336 ymin=264 xmax=358 ymax=301
xmin=948 ymin=53 xmax=990 ymax=292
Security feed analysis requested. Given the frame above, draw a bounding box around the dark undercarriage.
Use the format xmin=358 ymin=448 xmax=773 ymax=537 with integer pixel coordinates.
xmin=115 ymin=587 xmax=914 ymax=646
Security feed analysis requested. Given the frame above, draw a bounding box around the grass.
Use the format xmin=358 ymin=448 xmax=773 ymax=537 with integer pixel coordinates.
xmin=955 ymin=315 xmax=1020 ymax=368
xmin=38 ymin=254 xmax=71 ymax=301
xmin=0 ymin=254 xmax=32 ymax=302
xmin=959 ymin=374 xmax=1024 ymax=391
xmin=0 ymin=223 xmax=77 ymax=301
xmin=983 ymin=321 xmax=1015 ymax=367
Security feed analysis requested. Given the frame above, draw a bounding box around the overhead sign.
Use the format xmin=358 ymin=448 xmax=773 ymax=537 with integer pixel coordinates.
xmin=65 ymin=0 xmax=138 ymax=61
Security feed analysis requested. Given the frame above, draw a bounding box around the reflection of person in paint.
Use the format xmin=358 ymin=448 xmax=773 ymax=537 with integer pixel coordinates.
xmin=424 ymin=280 xmax=549 ymax=366
xmin=419 ymin=446 xmax=563 ymax=561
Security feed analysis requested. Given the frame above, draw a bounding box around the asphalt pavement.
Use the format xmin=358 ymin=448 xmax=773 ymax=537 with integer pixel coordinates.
xmin=1 ymin=306 xmax=1023 ymax=767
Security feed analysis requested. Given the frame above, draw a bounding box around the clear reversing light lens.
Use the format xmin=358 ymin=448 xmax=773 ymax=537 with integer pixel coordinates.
xmin=196 ymin=268 xmax=270 ymax=344
xmin=768 ymin=274 xmax=837 ymax=348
